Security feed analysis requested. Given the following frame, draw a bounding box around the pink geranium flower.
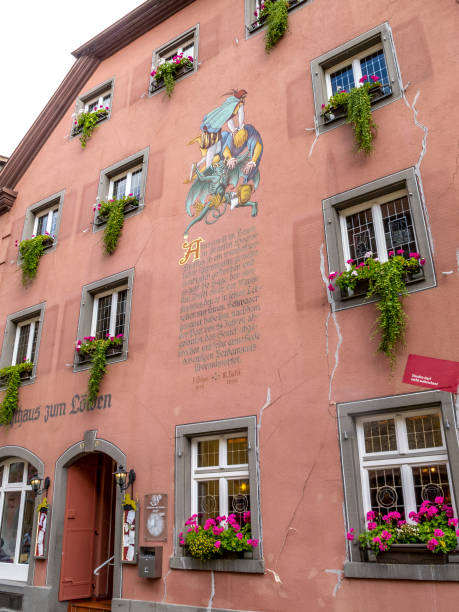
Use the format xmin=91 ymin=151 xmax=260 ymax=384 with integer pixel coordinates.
xmin=359 ymin=75 xmax=368 ymax=83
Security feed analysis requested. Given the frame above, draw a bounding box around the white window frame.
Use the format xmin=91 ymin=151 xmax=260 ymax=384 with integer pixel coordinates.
xmin=339 ymin=188 xmax=413 ymax=269
xmin=324 ymin=42 xmax=384 ymax=98
xmin=106 ymin=165 xmax=143 ymax=201
xmin=191 ymin=434 xmax=249 ymax=519
xmin=32 ymin=205 xmax=58 ymax=237
xmin=84 ymin=90 xmax=112 ymax=113
xmin=90 ymin=285 xmax=128 ymax=338
xmin=356 ymin=408 xmax=453 ymax=522
xmin=0 ymin=459 xmax=34 ymax=581
xmin=11 ymin=317 xmax=40 ymax=366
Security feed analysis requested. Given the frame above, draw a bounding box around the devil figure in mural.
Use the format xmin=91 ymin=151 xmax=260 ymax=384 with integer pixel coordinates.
xmin=184 ymin=89 xmax=263 ymax=237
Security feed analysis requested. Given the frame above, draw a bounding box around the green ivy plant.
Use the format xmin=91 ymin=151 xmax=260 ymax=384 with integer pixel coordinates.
xmin=151 ymin=54 xmax=194 ymax=97
xmin=328 ymin=251 xmax=426 ymax=366
xmin=74 ymin=107 xmax=109 ymax=148
xmin=96 ymin=195 xmax=139 ymax=255
xmin=258 ymin=0 xmax=289 ymax=53
xmin=18 ymin=234 xmax=54 ymax=285
xmin=76 ymin=336 xmax=123 ymax=407
xmin=0 ymin=362 xmax=33 ymax=425
xmin=321 ymin=75 xmax=383 ymax=154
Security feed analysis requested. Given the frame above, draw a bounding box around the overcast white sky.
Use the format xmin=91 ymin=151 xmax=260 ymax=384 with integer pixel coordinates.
xmin=1 ymin=1 xmax=145 ymax=157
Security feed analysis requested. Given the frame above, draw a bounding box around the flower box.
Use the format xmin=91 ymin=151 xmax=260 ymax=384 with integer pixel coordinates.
xmin=340 ymin=265 xmax=424 ymax=300
xmin=366 ymin=544 xmax=448 ymax=565
xmin=72 ymin=111 xmax=109 ymax=136
xmin=0 ymin=368 xmax=32 ymax=387
xmin=150 ymin=63 xmax=194 ymax=94
xmin=247 ymin=0 xmax=307 ymax=32
xmin=95 ymin=199 xmax=139 ymax=226
xmin=77 ymin=341 xmax=123 ymax=365
xmin=41 ymin=236 xmax=55 ymax=250
xmin=323 ymin=85 xmax=392 ymax=124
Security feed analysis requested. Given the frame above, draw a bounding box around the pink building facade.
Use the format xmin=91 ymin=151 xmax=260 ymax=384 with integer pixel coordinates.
xmin=0 ymin=1 xmax=458 ymax=610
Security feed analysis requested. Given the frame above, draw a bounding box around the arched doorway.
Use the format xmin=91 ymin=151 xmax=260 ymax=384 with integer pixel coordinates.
xmin=59 ymin=452 xmax=116 ymax=603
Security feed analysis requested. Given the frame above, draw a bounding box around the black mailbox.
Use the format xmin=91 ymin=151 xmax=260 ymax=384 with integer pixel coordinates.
xmin=138 ymin=546 xmax=162 ymax=578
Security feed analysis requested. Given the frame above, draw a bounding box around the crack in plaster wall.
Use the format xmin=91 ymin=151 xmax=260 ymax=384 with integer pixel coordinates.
xmin=325 ymin=569 xmax=344 ymax=597
xmin=206 ymin=570 xmax=215 ymax=611
xmin=306 ymin=116 xmax=320 ymax=157
xmin=265 ymin=568 xmax=283 ymax=584
xmin=161 ymin=568 xmax=172 ymax=603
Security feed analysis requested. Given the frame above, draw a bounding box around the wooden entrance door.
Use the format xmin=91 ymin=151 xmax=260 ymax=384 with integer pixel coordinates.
xmin=59 ymin=456 xmax=98 ymax=601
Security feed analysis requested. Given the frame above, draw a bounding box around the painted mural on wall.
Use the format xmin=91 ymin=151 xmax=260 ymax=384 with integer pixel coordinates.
xmin=183 ymin=89 xmax=263 ymax=238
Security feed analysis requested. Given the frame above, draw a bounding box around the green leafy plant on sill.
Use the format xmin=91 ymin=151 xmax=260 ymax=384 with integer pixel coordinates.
xmin=74 ymin=107 xmax=109 ymax=148
xmin=95 ymin=194 xmax=139 ymax=255
xmin=17 ymin=234 xmax=54 ymax=285
xmin=75 ymin=336 xmax=123 ymax=407
xmin=179 ymin=511 xmax=259 ymax=561
xmin=328 ymin=251 xmax=426 ymax=366
xmin=0 ymin=362 xmax=33 ymax=425
xmin=347 ymin=498 xmax=459 ymax=556
xmin=321 ymin=75 xmax=382 ymax=154
xmin=37 ymin=498 xmax=49 ymax=513
xmin=255 ymin=0 xmax=289 ymax=53
xmin=123 ymin=493 xmax=137 ymax=511
xmin=150 ymin=54 xmax=194 ymax=97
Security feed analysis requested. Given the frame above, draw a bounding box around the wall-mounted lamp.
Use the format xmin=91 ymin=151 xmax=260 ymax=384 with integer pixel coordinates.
xmin=30 ymin=476 xmax=51 ymax=496
xmin=114 ymin=466 xmax=136 ymax=493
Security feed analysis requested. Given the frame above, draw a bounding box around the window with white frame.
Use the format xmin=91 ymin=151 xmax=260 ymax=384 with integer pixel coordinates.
xmin=357 ymin=409 xmax=452 ymax=519
xmin=0 ymin=459 xmax=37 ymax=581
xmin=323 ymin=168 xmax=435 ymax=309
xmin=150 ymin=26 xmax=198 ymax=95
xmin=338 ymin=391 xmax=459 ymax=580
xmin=21 ymin=193 xmax=63 ymax=247
xmin=191 ymin=434 xmax=250 ymax=525
xmin=172 ymin=416 xmax=264 ymax=573
xmin=84 ymin=90 xmax=112 ymax=114
xmin=107 ymin=165 xmax=142 ymax=202
xmin=74 ymin=270 xmax=134 ymax=370
xmin=311 ymin=23 xmax=401 ymax=132
xmin=33 ymin=205 xmax=58 ymax=238
xmin=12 ymin=317 xmax=40 ymax=366
xmin=91 ymin=285 xmax=128 ymax=340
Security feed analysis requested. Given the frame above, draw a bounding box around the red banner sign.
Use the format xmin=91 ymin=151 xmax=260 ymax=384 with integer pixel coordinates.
xmin=403 ymin=354 xmax=459 ymax=392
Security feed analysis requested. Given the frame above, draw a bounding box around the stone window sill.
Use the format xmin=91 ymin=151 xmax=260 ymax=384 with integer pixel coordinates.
xmin=169 ymin=555 xmax=264 ymax=574
xmin=344 ymin=560 xmax=459 ymax=581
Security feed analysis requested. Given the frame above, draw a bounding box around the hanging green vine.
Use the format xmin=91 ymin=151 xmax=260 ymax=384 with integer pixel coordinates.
xmin=76 ymin=336 xmax=123 ymax=407
xmin=18 ymin=234 xmax=53 ymax=285
xmin=74 ymin=107 xmax=109 ymax=148
xmin=259 ymin=0 xmax=289 ymax=53
xmin=151 ymin=54 xmax=194 ymax=97
xmin=328 ymin=252 xmax=426 ymax=366
xmin=0 ymin=362 xmax=33 ymax=425
xmin=96 ymin=195 xmax=139 ymax=255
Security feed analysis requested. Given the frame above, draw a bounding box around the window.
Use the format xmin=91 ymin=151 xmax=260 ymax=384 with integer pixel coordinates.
xmin=0 ymin=304 xmax=45 ymax=383
xmin=94 ymin=148 xmax=149 ymax=229
xmin=245 ymin=0 xmax=308 ymax=35
xmin=171 ymin=416 xmax=264 ymax=573
xmin=339 ymin=390 xmax=459 ymax=581
xmin=0 ymin=459 xmax=37 ymax=581
xmin=149 ymin=26 xmax=198 ymax=95
xmin=74 ymin=269 xmax=134 ymax=370
xmin=311 ymin=23 xmax=402 ymax=132
xmin=72 ymin=79 xmax=114 ymax=134
xmin=20 ymin=191 xmax=64 ymax=250
xmin=323 ymin=168 xmax=435 ymax=309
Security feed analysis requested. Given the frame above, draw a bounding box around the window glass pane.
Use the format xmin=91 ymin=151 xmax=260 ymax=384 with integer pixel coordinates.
xmin=30 ymin=322 xmax=39 ymax=364
xmin=227 ymin=437 xmax=248 ymax=464
xmin=0 ymin=491 xmax=21 ymax=562
xmin=88 ymin=101 xmax=98 ymax=113
xmin=50 ymin=209 xmax=58 ymax=237
xmin=8 ymin=463 xmax=24 ymax=484
xmin=197 ymin=440 xmax=219 ymax=467
xmin=130 ymin=170 xmax=142 ymax=199
xmin=345 ymin=208 xmax=377 ymax=264
xmin=115 ymin=290 xmax=127 ymax=337
xmin=228 ymin=479 xmax=250 ymax=525
xmin=113 ymin=176 xmax=127 ymax=200
xmin=36 ymin=214 xmax=48 ymax=236
xmin=368 ymin=467 xmax=405 ymax=516
xmin=360 ymin=49 xmax=390 ymax=94
xmin=330 ymin=65 xmax=355 ymax=95
xmin=102 ymin=94 xmax=111 ymax=108
xmin=14 ymin=325 xmax=30 ymax=365
xmin=197 ymin=480 xmax=219 ymax=524
xmin=381 ymin=196 xmax=417 ymax=258
xmin=363 ymin=419 xmax=397 ymax=453
xmin=182 ymin=42 xmax=194 ymax=59
xmin=406 ymin=414 xmax=443 ymax=450
xmin=19 ymin=490 xmax=34 ymax=564
xmin=95 ymin=295 xmax=112 ymax=339
xmin=412 ymin=464 xmax=451 ymax=509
